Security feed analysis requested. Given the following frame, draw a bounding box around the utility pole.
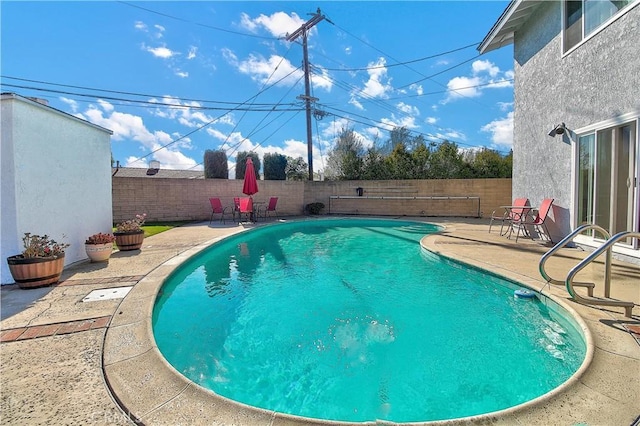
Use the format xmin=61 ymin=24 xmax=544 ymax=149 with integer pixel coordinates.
xmin=286 ymin=8 xmax=327 ymax=181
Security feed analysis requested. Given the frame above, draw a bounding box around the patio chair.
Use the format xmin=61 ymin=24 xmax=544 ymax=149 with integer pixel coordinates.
xmin=238 ymin=197 xmax=253 ymax=222
xmin=209 ymin=197 xmax=232 ymax=224
xmin=489 ymin=198 xmax=529 ymax=236
xmin=514 ymin=198 xmax=554 ymax=242
xmin=232 ymin=197 xmax=241 ymax=221
xmin=259 ymin=197 xmax=279 ymax=220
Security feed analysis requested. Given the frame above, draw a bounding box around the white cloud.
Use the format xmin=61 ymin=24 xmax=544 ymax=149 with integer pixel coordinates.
xmin=345 ymin=46 xmax=352 ymax=55
xmin=433 ymin=129 xmax=467 ymax=142
xmin=187 ymin=46 xmax=197 ymax=60
xmin=472 ymin=59 xmax=499 ymax=77
xmin=239 ymin=11 xmax=305 ymax=38
xmin=77 ymin=102 xmax=199 ymax=170
xmin=134 ymin=21 xmax=147 ymax=31
xmin=144 ymin=44 xmax=178 ymax=59
xmin=364 ymin=126 xmax=383 ymax=141
xmin=97 ymin=99 xmax=114 ymax=112
xmin=135 ymin=21 xmax=164 ymax=39
xmin=360 ymin=57 xmax=393 ymax=99
xmin=497 ymin=101 xmax=513 ymax=111
xmin=206 ymin=128 xmax=249 ymax=151
xmin=426 ymin=116 xmax=438 ymax=125
xmin=481 ymin=111 xmax=514 ymax=149
xmin=60 ymin=97 xmax=78 ymax=112
xmin=149 ymin=96 xmax=233 ymax=128
xmin=310 ymin=65 xmax=333 ymax=91
xmin=349 ymin=97 xmax=364 ymax=111
xmin=444 ymin=76 xmax=482 ymax=102
xmin=175 ymin=71 xmax=189 ymax=78
xmin=410 ymin=83 xmax=423 ymax=96
xmin=443 ymin=59 xmax=513 ymax=104
xmin=396 ymin=102 xmax=419 ymax=116
xmin=380 ymin=115 xmax=418 ymax=131
xmin=230 ymin=53 xmax=329 ymax=90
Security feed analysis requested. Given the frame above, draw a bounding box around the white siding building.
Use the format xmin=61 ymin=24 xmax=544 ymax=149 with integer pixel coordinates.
xmin=1 ymin=93 xmax=113 ymax=284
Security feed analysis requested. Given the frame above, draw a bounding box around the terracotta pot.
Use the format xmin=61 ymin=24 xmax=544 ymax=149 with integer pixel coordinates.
xmin=114 ymin=230 xmax=144 ymax=251
xmin=6 ymin=254 xmax=65 ymax=289
xmin=85 ymin=243 xmax=113 ymax=262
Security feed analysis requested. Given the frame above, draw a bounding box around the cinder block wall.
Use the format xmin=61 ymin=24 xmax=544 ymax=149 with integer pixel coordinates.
xmin=112 ymin=178 xmax=511 ymax=223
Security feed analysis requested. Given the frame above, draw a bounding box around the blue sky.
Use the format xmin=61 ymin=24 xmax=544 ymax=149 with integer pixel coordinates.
xmin=1 ymin=1 xmax=514 ymax=177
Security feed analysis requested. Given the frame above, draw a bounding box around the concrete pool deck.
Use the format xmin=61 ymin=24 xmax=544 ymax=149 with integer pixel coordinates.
xmin=1 ymin=217 xmax=638 ymax=425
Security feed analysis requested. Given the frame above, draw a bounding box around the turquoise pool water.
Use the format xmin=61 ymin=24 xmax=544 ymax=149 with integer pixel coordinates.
xmin=153 ymin=219 xmax=586 ymax=423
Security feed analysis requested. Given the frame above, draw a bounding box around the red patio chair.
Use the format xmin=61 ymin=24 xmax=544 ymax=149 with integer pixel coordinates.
xmin=231 ymin=197 xmax=240 ymax=221
xmin=489 ymin=198 xmax=529 ymax=236
xmin=238 ymin=197 xmax=253 ymax=222
xmin=259 ymin=197 xmax=278 ymax=220
xmin=209 ymin=197 xmax=232 ymax=224
xmin=514 ymin=198 xmax=554 ymax=242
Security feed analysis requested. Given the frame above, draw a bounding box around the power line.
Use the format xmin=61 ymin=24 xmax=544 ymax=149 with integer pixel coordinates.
xmin=322 ymin=42 xmax=480 ymax=72
xmin=0 ymin=75 xmax=292 ymax=107
xmin=117 ymin=1 xmax=279 ymax=40
xmin=330 ymin=20 xmax=493 ymax=108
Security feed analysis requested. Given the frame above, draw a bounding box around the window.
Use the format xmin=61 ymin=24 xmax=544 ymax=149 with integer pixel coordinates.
xmin=576 ymin=119 xmax=638 ymax=247
xmin=563 ymin=0 xmax=636 ymax=52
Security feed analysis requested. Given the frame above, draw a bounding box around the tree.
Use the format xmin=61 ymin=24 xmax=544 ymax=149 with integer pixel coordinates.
xmin=263 ymin=153 xmax=287 ymax=180
xmin=379 ymin=126 xmax=412 ymax=156
xmin=325 ymin=127 xmax=364 ymax=180
xmin=285 ymin=156 xmax=309 ymax=181
xmin=428 ymin=141 xmax=467 ymax=179
xmin=235 ymin=151 xmax=261 ymax=180
xmin=468 ymin=148 xmax=512 ymax=178
xmin=361 ymin=147 xmax=390 ymax=180
xmin=385 ymin=143 xmax=414 ymax=179
xmin=204 ymin=150 xmax=229 ymax=179
xmin=411 ymin=142 xmax=431 ymax=178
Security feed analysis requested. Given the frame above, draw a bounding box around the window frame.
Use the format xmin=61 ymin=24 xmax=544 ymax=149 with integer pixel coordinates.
xmin=562 ymin=0 xmax=639 ymax=56
xmin=571 ymin=111 xmax=640 ymax=254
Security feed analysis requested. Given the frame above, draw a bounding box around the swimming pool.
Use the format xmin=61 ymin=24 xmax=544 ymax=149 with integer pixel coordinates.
xmin=152 ymin=218 xmax=587 ymax=423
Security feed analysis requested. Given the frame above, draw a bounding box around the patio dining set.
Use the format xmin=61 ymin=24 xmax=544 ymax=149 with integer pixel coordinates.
xmin=209 ymin=196 xmax=278 ymax=224
xmin=488 ymin=197 xmax=555 ymax=243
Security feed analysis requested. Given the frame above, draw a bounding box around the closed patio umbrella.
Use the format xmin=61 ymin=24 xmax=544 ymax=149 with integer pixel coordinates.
xmin=242 ymin=157 xmax=258 ymax=197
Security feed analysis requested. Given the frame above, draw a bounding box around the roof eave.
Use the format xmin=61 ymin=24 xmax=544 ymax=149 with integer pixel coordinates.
xmin=478 ymin=0 xmax=542 ymax=54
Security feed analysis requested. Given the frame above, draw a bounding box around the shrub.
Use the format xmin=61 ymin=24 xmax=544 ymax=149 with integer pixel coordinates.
xmin=305 ymin=202 xmax=325 ymax=215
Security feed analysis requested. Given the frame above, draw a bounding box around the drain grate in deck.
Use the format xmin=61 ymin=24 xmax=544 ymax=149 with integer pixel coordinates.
xmin=82 ymin=286 xmax=133 ymax=302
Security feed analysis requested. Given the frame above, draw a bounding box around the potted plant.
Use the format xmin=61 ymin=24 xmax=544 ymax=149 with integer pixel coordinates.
xmin=114 ymin=213 xmax=146 ymax=251
xmin=85 ymin=232 xmax=116 ymax=262
xmin=6 ymin=233 xmax=70 ymax=289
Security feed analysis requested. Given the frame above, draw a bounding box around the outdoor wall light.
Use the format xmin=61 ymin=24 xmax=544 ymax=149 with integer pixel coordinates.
xmin=548 ymin=122 xmax=566 ymax=137
xmin=146 ymin=160 xmax=160 ymax=176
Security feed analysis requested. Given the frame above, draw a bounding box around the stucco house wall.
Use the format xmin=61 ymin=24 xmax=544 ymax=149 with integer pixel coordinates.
xmin=490 ymin=2 xmax=639 ymax=243
xmin=1 ymin=94 xmax=113 ymax=284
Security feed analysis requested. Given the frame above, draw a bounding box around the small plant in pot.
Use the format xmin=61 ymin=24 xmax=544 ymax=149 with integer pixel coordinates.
xmin=114 ymin=213 xmax=146 ymax=251
xmin=85 ymin=232 xmax=116 ymax=262
xmin=6 ymin=233 xmax=70 ymax=289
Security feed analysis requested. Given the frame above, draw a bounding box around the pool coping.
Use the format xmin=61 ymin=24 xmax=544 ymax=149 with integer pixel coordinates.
xmin=101 ymin=218 xmax=635 ymax=425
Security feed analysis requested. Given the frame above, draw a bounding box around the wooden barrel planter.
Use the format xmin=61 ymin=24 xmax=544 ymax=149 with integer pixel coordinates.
xmin=7 ymin=254 xmax=65 ymax=289
xmin=114 ymin=230 xmax=144 ymax=251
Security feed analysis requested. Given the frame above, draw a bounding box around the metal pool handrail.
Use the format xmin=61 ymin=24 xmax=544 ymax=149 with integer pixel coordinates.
xmin=565 ymin=231 xmax=638 ymax=318
xmin=539 ymin=224 xmax=611 ymax=296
